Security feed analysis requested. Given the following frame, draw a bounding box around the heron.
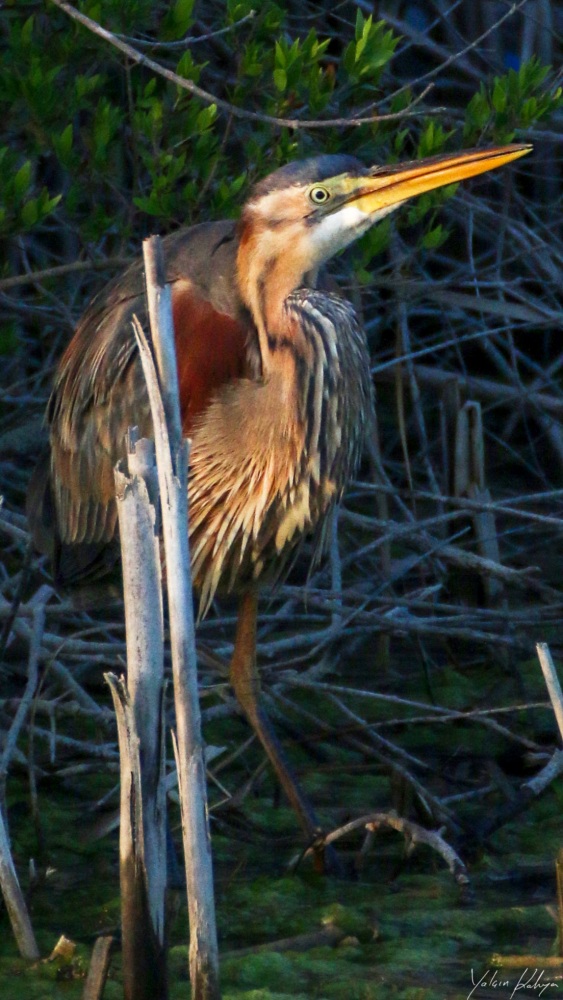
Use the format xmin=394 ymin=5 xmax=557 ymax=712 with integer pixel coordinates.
xmin=27 ymin=143 xmax=531 ymax=856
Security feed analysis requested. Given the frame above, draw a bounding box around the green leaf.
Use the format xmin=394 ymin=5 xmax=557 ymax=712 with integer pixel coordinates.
xmin=354 ymin=8 xmax=365 ymax=41
xmin=21 ymin=15 xmax=34 ymax=46
xmin=230 ymin=172 xmax=247 ymax=195
xmin=492 ymin=79 xmax=507 ymax=112
xmin=354 ymin=216 xmax=392 ymax=269
xmin=55 ymin=124 xmax=73 ymax=166
xmin=343 ymin=16 xmax=399 ymax=84
xmin=21 ymin=198 xmax=38 ymax=227
xmin=355 ymin=15 xmax=371 ymax=62
xmin=196 ymin=104 xmax=217 ymax=131
xmin=75 ymin=74 xmax=102 ymax=100
xmin=417 ymin=120 xmax=452 ymax=158
xmin=227 ymin=0 xmax=255 ymax=19
xmin=176 ymin=50 xmax=202 ymax=83
xmin=39 ymin=191 xmax=62 ymax=216
xmin=274 ymin=40 xmax=286 ymax=68
xmin=393 ymin=128 xmax=409 ymax=155
xmin=421 ymin=223 xmax=449 ymax=250
xmin=273 ymin=68 xmax=287 ymax=92
xmin=133 ymin=194 xmax=158 ymax=215
xmin=162 ymin=0 xmax=195 ymax=40
xmin=14 ymin=161 xmax=32 ymax=199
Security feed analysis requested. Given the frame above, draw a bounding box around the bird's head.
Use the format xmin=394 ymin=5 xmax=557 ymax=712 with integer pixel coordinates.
xmin=237 ymin=144 xmax=531 ymax=328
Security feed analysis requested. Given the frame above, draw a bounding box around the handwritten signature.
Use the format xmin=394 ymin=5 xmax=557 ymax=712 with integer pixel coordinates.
xmin=468 ymin=968 xmax=560 ymax=999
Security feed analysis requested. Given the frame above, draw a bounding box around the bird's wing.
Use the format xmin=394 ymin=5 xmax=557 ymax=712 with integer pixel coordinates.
xmin=28 ymin=221 xmax=258 ymax=584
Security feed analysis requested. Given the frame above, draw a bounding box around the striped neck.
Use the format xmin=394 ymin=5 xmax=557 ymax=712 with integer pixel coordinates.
xmin=236 ymin=219 xmax=316 ymax=371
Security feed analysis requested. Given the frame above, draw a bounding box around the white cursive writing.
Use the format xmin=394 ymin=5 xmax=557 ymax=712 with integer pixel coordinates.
xmin=467 ymin=968 xmax=559 ymax=1000
xmin=468 ymin=968 xmax=511 ymax=998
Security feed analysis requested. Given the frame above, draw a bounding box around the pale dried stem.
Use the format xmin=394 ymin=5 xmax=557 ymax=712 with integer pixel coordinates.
xmin=137 ymin=237 xmax=220 ymax=1000
xmin=535 ymin=643 xmax=563 ymax=741
xmin=0 ymin=804 xmax=40 ymax=960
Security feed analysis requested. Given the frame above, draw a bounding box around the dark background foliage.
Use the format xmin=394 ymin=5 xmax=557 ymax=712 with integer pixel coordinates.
xmin=1 ymin=1 xmax=561 ymax=506
xmin=1 ymin=2 xmax=563 ymax=997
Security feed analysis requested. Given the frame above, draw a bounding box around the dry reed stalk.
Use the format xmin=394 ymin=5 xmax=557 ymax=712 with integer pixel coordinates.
xmin=107 ymin=432 xmax=167 ymax=1000
xmin=136 ymin=237 xmax=220 ymax=1000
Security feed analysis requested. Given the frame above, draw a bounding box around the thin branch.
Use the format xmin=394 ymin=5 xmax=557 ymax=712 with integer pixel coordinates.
xmin=117 ymin=10 xmax=257 ymax=49
xmin=388 ymin=0 xmax=532 ymax=100
xmin=376 ymin=362 xmax=563 ymax=417
xmin=49 ymin=0 xmax=440 ymax=130
xmin=319 ymin=811 xmax=471 ymax=895
xmin=222 ymin=924 xmax=346 ymax=959
xmin=0 ymin=603 xmax=44 ymax=791
xmin=0 ymin=258 xmax=130 ymax=293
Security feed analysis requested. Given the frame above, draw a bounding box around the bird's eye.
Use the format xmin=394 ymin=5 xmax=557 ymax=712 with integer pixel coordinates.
xmin=309 ymin=186 xmax=331 ymax=205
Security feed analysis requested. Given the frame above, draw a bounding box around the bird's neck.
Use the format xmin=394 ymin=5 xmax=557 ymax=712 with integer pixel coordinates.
xmin=236 ymin=222 xmax=315 ymax=371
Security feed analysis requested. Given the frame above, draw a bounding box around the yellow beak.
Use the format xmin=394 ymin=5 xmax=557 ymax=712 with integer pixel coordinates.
xmin=351 ymin=143 xmax=532 ymax=213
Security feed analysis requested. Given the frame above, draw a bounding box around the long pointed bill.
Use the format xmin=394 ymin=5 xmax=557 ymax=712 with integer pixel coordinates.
xmin=351 ymin=143 xmax=532 ymax=214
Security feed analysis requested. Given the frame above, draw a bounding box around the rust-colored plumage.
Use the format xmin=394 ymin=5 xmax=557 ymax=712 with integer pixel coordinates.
xmin=28 ymin=144 xmax=531 ymax=856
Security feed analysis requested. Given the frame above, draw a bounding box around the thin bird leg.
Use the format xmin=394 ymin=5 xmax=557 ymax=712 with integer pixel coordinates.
xmin=229 ymin=589 xmax=322 ymax=845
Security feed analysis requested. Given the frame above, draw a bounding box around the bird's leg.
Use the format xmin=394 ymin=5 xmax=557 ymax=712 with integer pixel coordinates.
xmin=230 ymin=589 xmax=327 ymax=859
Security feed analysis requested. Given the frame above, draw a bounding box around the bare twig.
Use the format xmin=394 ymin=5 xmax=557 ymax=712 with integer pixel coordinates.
xmin=49 ymin=0 xmax=439 ymax=129
xmin=0 ymin=597 xmax=42 ymax=959
xmin=0 ymin=258 xmax=130 ymax=293
xmin=117 ymin=9 xmax=257 ymax=49
xmin=388 ymin=0 xmax=532 ymax=100
xmin=0 ymin=603 xmax=44 ymax=798
xmin=222 ymin=923 xmax=346 ymax=959
xmin=319 ymin=811 xmax=471 ymax=895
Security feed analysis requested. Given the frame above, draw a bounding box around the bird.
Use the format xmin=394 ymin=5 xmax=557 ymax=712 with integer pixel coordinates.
xmin=27 ymin=142 xmax=531 ymax=858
